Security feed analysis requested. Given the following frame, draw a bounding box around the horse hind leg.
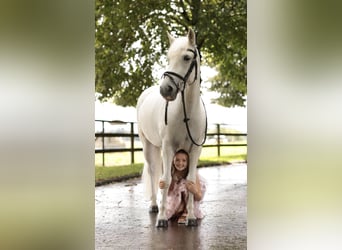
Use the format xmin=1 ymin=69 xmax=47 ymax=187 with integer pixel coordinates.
xmin=142 ymin=161 xmax=158 ymax=213
xmin=140 ymin=138 xmax=162 ymax=213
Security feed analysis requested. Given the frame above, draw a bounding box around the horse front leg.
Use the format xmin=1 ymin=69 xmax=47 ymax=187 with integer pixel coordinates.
xmin=156 ymin=145 xmax=173 ymax=228
xmin=186 ymin=147 xmax=202 ymax=227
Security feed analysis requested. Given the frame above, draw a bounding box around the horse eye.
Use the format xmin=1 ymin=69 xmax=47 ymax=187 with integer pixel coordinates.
xmin=183 ymin=55 xmax=191 ymax=61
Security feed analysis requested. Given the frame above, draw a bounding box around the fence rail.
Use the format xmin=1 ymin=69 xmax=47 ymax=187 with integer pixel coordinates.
xmin=95 ymin=120 xmax=247 ymax=166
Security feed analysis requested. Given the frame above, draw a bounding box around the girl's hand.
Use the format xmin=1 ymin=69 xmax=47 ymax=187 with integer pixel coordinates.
xmin=185 ymin=180 xmax=197 ymax=194
xmin=159 ymin=180 xmax=166 ymax=189
xmin=186 ymin=179 xmax=203 ymax=201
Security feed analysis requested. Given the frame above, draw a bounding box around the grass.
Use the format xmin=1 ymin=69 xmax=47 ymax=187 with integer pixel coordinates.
xmin=96 ymin=163 xmax=144 ymax=183
xmin=95 ymin=146 xmax=246 ymax=184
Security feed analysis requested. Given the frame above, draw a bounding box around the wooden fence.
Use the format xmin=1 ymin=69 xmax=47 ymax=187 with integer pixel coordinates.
xmin=95 ymin=120 xmax=247 ymax=166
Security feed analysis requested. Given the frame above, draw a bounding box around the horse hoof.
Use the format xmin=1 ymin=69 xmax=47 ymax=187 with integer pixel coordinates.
xmin=149 ymin=205 xmax=159 ymax=213
xmin=156 ymin=219 xmax=168 ymax=228
xmin=186 ymin=218 xmax=198 ymax=227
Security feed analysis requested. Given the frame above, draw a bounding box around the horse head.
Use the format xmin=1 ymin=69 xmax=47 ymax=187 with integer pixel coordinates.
xmin=160 ymin=28 xmax=200 ymax=101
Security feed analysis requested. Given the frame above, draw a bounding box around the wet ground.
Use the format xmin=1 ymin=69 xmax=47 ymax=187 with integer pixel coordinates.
xmin=95 ymin=163 xmax=247 ymax=250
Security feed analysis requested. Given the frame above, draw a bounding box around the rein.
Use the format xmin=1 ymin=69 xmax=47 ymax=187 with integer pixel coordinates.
xmin=181 ymin=91 xmax=208 ymax=146
xmin=163 ymin=48 xmax=207 ymax=146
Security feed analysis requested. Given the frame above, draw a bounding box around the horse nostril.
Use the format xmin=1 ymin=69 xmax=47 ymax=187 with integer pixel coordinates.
xmin=167 ymin=86 xmax=173 ymax=93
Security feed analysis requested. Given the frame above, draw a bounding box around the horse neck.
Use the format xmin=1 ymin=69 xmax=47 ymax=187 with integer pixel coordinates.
xmin=184 ymin=55 xmax=201 ymax=110
xmin=183 ymin=79 xmax=201 ymax=114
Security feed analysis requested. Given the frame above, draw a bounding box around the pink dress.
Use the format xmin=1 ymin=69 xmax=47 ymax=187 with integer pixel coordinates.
xmin=165 ymin=174 xmax=206 ymax=220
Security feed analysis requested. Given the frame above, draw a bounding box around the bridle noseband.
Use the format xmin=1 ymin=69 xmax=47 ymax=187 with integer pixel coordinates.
xmin=162 ymin=47 xmax=207 ymax=146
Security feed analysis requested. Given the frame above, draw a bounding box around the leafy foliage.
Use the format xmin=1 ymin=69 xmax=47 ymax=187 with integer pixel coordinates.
xmin=95 ymin=0 xmax=246 ymax=107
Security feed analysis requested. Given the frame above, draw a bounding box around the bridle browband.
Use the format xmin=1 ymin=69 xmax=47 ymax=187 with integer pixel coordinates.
xmin=162 ymin=47 xmax=207 ymax=146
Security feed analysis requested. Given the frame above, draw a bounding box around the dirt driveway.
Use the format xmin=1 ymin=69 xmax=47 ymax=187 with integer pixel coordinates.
xmin=95 ymin=163 xmax=247 ymax=249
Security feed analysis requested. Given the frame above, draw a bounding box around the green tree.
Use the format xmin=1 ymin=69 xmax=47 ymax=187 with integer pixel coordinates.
xmin=95 ymin=0 xmax=246 ymax=107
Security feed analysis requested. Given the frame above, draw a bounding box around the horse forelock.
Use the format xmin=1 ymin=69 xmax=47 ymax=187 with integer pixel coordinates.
xmin=168 ymin=36 xmax=196 ymax=55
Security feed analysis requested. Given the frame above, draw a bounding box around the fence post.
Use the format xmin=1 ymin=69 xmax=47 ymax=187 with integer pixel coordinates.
xmin=217 ymin=123 xmax=221 ymax=157
xmin=101 ymin=120 xmax=105 ymax=166
xmin=130 ymin=122 xmax=135 ymax=164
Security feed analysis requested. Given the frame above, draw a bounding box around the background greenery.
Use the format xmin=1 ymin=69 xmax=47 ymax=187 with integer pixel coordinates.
xmin=95 ymin=0 xmax=247 ymax=107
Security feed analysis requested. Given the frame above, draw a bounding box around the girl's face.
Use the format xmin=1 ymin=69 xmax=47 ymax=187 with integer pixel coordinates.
xmin=173 ymin=153 xmax=188 ymax=171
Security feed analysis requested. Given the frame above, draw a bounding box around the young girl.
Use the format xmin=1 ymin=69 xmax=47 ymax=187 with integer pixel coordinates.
xmin=159 ymin=149 xmax=206 ymax=223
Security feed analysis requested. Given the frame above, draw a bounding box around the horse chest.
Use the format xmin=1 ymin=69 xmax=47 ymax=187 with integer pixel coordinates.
xmin=164 ymin=125 xmax=192 ymax=148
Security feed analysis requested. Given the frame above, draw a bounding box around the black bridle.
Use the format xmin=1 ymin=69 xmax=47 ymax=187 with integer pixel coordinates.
xmin=162 ymin=48 xmax=207 ymax=146
xmin=163 ymin=48 xmax=198 ymax=91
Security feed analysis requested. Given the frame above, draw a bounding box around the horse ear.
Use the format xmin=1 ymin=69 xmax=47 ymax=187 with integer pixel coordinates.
xmin=187 ymin=28 xmax=196 ymax=46
xmin=167 ymin=32 xmax=175 ymax=45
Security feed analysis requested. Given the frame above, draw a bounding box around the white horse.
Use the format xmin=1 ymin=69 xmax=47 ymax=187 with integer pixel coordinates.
xmin=137 ymin=28 xmax=207 ymax=227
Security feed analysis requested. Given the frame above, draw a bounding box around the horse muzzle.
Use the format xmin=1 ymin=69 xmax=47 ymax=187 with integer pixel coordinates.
xmin=160 ymin=83 xmax=178 ymax=101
